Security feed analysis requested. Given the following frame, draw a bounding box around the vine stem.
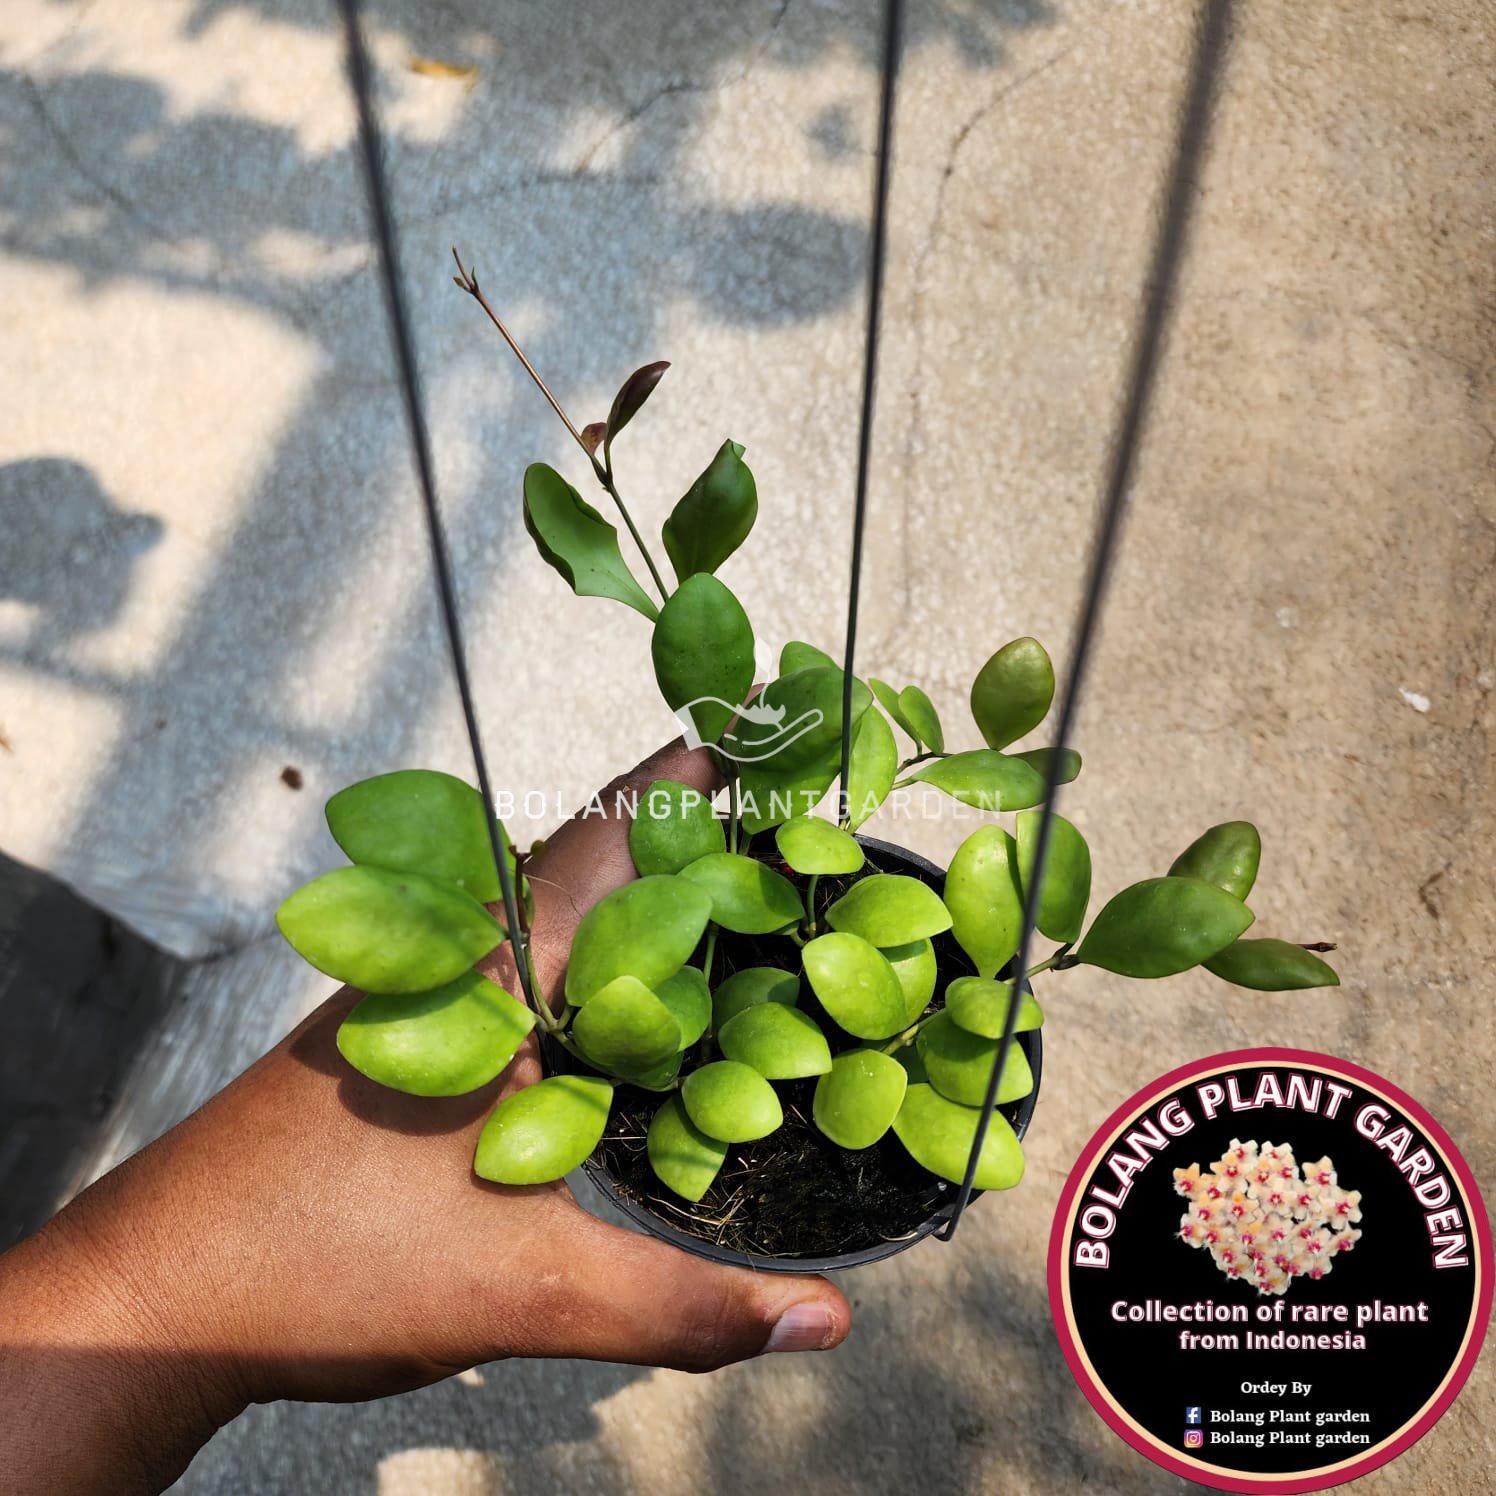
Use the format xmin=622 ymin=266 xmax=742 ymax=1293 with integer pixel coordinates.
xmin=603 ymin=451 xmax=670 ymax=601
xmin=702 ymin=925 xmax=719 ymax=987
xmin=523 ymin=945 xmax=559 ymax=1033
xmin=879 ymin=1009 xmax=938 ymax=1054
xmin=803 ymin=873 xmax=821 ymax=937
xmin=896 ymin=749 xmax=945 ymax=773
xmin=452 ymin=248 xmax=667 ymax=602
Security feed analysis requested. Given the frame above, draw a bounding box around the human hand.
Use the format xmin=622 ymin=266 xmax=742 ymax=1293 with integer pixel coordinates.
xmin=0 ymin=739 xmax=851 ymax=1495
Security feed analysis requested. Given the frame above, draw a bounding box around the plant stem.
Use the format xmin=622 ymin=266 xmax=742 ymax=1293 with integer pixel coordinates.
xmin=702 ymin=925 xmax=718 ymax=987
xmin=603 ymin=452 xmax=670 ymax=602
xmin=728 ymin=771 xmax=742 ymax=855
xmin=879 ymin=1009 xmax=940 ymax=1055
xmin=896 ymin=750 xmax=946 ymax=774
xmin=803 ymin=873 xmax=821 ymax=937
xmin=1025 ymin=954 xmax=1062 ymax=978
xmin=452 ymin=250 xmax=668 ymax=603
xmin=524 ymin=949 xmax=560 ymax=1033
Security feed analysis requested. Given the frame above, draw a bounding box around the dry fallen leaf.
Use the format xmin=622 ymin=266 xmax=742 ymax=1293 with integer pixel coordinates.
xmin=408 ymin=56 xmax=479 ymax=85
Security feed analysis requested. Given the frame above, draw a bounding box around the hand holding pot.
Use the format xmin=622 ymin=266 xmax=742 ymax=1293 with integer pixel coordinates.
xmin=0 ymin=739 xmax=851 ymax=1496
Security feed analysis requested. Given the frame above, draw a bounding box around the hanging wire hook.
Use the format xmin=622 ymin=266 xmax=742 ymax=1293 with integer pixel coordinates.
xmin=938 ymin=0 xmax=1236 ymax=1240
xmin=837 ymin=0 xmax=903 ymax=824
xmin=333 ymin=0 xmax=540 ymax=1019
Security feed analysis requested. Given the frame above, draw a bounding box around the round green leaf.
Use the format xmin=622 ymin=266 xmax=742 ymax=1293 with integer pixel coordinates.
xmin=917 ymin=1009 xmax=1034 ymax=1107
xmin=661 ymin=438 xmax=758 ymax=583
xmin=779 ymin=640 xmax=836 ymax=674
xmin=1205 ymin=938 xmax=1339 ymax=991
xmin=945 ymin=976 xmax=1044 ymax=1039
xmin=564 ymin=875 xmax=712 ymax=1004
xmin=970 ymin=637 xmax=1054 ymax=750
xmin=718 ymin=1004 xmax=831 ymax=1079
xmin=336 ymin=971 xmax=535 ymax=1096
xmin=571 ymin=976 xmax=681 ymax=1078
xmin=1169 ymin=821 xmax=1262 ymax=901
xmin=653 ymin=965 xmax=712 ymax=1048
xmin=813 ymin=1048 xmax=908 ymax=1149
xmin=682 ymin=1060 xmax=783 ymax=1142
xmin=1077 ymin=876 xmax=1255 ymax=978
xmin=678 ymin=852 xmax=803 ymax=934
xmin=325 ymin=769 xmax=514 ymax=904
xmin=277 ymin=866 xmax=503 ymax=994
xmin=898 ymin=686 xmax=944 ymax=754
xmin=651 ymin=574 xmax=755 ymax=748
xmin=893 ymin=1083 xmax=1025 ymax=1190
xmin=775 ymin=816 xmax=864 ymax=875
xmin=712 ymin=966 xmax=799 ymax=1028
xmin=1012 ymin=747 xmax=1082 ymax=786
xmin=944 ymin=826 xmax=1023 ymax=978
xmin=825 ymin=874 xmax=952 ymax=945
xmin=801 ymin=932 xmax=906 ymax=1040
xmin=904 ymin=750 xmax=1046 ymax=812
xmin=474 ymin=1075 xmax=613 ymax=1185
xmin=628 ymin=778 xmax=726 ymax=877
xmin=647 ymin=1093 xmax=727 ymax=1202
xmin=523 ymin=463 xmax=658 ymax=620
xmin=1015 ymin=809 xmax=1092 ymax=945
xmin=845 ymin=705 xmax=897 ymax=830
xmin=883 ymin=938 xmax=937 ymax=1025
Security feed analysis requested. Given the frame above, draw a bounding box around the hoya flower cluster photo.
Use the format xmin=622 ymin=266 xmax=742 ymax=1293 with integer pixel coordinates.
xmin=1175 ymin=1139 xmax=1364 ymax=1296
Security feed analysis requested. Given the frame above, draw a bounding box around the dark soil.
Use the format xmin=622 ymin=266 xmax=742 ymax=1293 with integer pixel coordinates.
xmin=595 ymin=1072 xmax=960 ymax=1259
xmin=556 ymin=837 xmax=1040 ymax=1261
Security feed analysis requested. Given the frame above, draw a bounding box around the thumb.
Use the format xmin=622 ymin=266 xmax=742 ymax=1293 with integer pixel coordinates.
xmin=520 ymin=1206 xmax=852 ymax=1372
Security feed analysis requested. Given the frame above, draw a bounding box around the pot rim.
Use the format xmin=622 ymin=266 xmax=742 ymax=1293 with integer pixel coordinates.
xmin=570 ymin=833 xmax=1044 ymax=1274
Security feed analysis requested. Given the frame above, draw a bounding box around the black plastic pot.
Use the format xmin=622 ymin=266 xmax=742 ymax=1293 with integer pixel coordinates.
xmin=557 ymin=835 xmax=1042 ymax=1274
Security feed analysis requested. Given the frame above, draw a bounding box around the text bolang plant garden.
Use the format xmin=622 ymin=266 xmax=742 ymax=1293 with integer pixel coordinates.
xmin=277 ymin=325 xmax=1340 ymax=1263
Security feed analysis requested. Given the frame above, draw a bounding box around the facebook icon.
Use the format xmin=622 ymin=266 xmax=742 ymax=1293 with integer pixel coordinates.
xmin=1185 ymin=1407 xmax=1202 ymax=1426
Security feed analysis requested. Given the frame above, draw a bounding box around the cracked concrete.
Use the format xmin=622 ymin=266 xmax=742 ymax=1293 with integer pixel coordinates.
xmin=1 ymin=0 xmax=1493 ymax=1492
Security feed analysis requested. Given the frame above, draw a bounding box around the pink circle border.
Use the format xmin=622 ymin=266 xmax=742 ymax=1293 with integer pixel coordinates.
xmin=1046 ymin=1046 xmax=1493 ymax=1494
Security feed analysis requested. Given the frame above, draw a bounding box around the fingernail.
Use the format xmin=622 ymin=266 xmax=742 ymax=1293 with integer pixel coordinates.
xmin=764 ymin=1301 xmax=834 ymax=1354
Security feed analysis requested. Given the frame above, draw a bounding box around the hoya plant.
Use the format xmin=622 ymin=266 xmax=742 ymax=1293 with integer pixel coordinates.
xmin=277 ymin=348 xmax=1338 ymax=1250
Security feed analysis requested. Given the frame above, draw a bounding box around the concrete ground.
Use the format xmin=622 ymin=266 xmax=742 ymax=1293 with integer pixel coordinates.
xmin=2 ymin=0 xmax=1493 ymax=1491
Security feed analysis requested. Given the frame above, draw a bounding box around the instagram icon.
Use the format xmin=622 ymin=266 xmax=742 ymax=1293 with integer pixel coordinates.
xmin=1183 ymin=1430 xmax=1204 ymax=1449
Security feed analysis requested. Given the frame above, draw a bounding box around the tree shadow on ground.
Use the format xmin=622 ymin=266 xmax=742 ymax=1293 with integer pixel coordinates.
xmin=3 ymin=0 xmax=1057 ymax=941
xmin=0 ymin=458 xmax=162 ymax=646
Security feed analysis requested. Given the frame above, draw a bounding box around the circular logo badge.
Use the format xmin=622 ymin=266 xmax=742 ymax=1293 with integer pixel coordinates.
xmin=1049 ymin=1049 xmax=1491 ymax=1493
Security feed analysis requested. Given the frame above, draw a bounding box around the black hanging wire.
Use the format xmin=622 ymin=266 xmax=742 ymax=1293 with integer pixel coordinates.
xmin=837 ymin=0 xmax=903 ymax=821
xmin=334 ymin=0 xmax=538 ymax=1016
xmin=938 ymin=0 xmax=1235 ymax=1239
